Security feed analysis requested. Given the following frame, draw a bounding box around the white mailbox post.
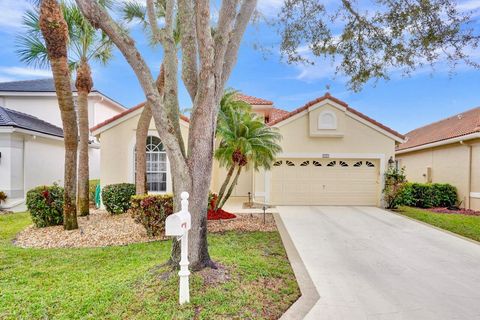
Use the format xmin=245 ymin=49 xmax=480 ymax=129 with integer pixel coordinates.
xmin=165 ymin=192 xmax=191 ymax=305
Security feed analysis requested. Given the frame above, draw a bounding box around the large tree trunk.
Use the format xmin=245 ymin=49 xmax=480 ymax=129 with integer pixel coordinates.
xmin=39 ymin=0 xmax=78 ymax=230
xmin=76 ymin=58 xmax=93 ymax=216
xmin=135 ymin=104 xmax=152 ymax=195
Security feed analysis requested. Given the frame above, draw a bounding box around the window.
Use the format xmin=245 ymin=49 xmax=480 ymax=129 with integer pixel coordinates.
xmin=273 ymin=160 xmax=282 ymax=166
xmin=313 ymin=160 xmax=322 ymax=167
xmin=286 ymin=160 xmax=295 ymax=166
xmin=146 ymin=136 xmax=167 ymax=192
xmin=365 ymin=161 xmax=375 ymax=167
xmin=300 ymin=160 xmax=310 ymax=166
xmin=353 ymin=161 xmax=362 ymax=167
xmin=339 ymin=161 xmax=348 ymax=167
xmin=327 ymin=161 xmax=336 ymax=167
xmin=318 ymin=110 xmax=337 ymax=129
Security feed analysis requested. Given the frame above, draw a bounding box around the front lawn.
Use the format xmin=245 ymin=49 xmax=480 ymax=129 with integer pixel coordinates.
xmin=397 ymin=206 xmax=480 ymax=242
xmin=0 ymin=212 xmax=299 ymax=319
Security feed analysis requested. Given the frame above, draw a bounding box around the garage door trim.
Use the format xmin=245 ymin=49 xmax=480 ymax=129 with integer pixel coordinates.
xmin=265 ymin=153 xmax=387 ymax=204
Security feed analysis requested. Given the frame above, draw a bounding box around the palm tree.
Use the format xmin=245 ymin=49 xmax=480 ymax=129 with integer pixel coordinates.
xmin=18 ymin=3 xmax=113 ymax=216
xmin=214 ymin=98 xmax=282 ymax=210
xmin=36 ymin=0 xmax=78 ymax=230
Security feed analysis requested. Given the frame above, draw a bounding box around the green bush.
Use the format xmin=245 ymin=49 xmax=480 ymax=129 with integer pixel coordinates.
xmin=101 ymin=183 xmax=136 ymax=214
xmin=130 ymin=194 xmax=174 ymax=236
xmin=383 ymin=167 xmax=407 ymax=209
xmin=89 ymin=179 xmax=100 ymax=204
xmin=26 ymin=185 xmax=64 ymax=227
xmin=396 ymin=182 xmax=457 ymax=208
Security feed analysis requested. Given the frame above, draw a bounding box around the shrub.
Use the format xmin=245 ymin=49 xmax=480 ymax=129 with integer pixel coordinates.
xmin=396 ymin=182 xmax=457 ymax=208
xmin=383 ymin=167 xmax=407 ymax=209
xmin=89 ymin=179 xmax=100 ymax=204
xmin=101 ymin=183 xmax=136 ymax=214
xmin=26 ymin=185 xmax=64 ymax=227
xmin=130 ymin=194 xmax=174 ymax=236
xmin=0 ymin=191 xmax=7 ymax=205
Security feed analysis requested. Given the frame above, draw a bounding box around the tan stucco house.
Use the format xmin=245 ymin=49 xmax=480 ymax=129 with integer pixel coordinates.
xmin=396 ymin=107 xmax=480 ymax=210
xmin=91 ymin=93 xmax=404 ymax=207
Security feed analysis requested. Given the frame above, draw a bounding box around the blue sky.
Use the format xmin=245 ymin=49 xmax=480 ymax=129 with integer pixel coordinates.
xmin=1 ymin=0 xmax=479 ymax=134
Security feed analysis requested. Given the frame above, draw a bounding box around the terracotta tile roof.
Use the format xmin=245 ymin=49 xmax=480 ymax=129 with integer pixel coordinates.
xmin=90 ymin=102 xmax=189 ymax=132
xmin=397 ymin=107 xmax=480 ymax=151
xmin=267 ymin=93 xmax=405 ymax=140
xmin=235 ymin=93 xmax=273 ymax=105
xmin=267 ymin=107 xmax=290 ymax=124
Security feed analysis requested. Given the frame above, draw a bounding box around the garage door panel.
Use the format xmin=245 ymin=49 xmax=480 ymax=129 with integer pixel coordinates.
xmin=270 ymin=158 xmax=380 ymax=206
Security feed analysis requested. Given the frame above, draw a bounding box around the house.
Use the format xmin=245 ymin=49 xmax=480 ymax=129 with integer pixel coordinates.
xmin=396 ymin=107 xmax=480 ymax=210
xmin=0 ymin=79 xmax=126 ymax=211
xmin=92 ymin=93 xmax=404 ymax=207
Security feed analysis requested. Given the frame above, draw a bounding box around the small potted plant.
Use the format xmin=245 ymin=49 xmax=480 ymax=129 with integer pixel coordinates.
xmin=0 ymin=191 xmax=7 ymax=211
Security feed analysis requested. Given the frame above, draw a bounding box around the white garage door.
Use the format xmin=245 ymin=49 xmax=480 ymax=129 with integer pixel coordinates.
xmin=270 ymin=159 xmax=380 ymax=205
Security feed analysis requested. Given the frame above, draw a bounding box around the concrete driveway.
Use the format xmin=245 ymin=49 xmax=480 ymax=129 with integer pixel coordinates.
xmin=277 ymin=206 xmax=480 ymax=320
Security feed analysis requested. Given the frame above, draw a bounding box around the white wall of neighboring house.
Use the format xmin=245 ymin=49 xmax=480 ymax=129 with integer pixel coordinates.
xmin=0 ymin=90 xmax=125 ymax=211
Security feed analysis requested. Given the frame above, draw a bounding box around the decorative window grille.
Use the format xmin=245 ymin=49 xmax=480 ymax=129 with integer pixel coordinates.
xmin=145 ymin=136 xmax=167 ymax=192
xmin=353 ymin=161 xmax=363 ymax=167
xmin=327 ymin=161 xmax=336 ymax=167
xmin=365 ymin=161 xmax=375 ymax=167
xmin=339 ymin=161 xmax=348 ymax=167
xmin=286 ymin=160 xmax=295 ymax=166
xmin=300 ymin=160 xmax=310 ymax=166
xmin=313 ymin=160 xmax=322 ymax=167
xmin=273 ymin=160 xmax=282 ymax=166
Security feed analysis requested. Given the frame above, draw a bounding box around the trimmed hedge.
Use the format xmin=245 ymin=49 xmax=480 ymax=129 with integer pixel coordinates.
xmin=101 ymin=183 xmax=136 ymax=214
xmin=130 ymin=194 xmax=174 ymax=237
xmin=396 ymin=182 xmax=457 ymax=208
xmin=26 ymin=185 xmax=64 ymax=227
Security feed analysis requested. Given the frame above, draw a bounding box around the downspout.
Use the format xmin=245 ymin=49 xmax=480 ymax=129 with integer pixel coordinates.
xmin=460 ymin=141 xmax=472 ymax=209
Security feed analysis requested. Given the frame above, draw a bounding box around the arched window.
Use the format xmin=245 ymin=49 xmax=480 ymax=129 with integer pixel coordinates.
xmin=146 ymin=136 xmax=167 ymax=192
xmin=318 ymin=110 xmax=337 ymax=130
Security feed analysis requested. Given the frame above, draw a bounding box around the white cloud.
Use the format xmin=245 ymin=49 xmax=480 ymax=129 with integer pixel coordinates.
xmin=257 ymin=0 xmax=284 ymax=17
xmin=457 ymin=0 xmax=480 ymax=12
xmin=0 ymin=66 xmax=52 ymax=83
xmin=0 ymin=0 xmax=31 ymax=31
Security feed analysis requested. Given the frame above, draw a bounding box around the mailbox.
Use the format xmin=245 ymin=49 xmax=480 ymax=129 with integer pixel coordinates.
xmin=165 ymin=192 xmax=191 ymax=236
xmin=164 ymin=191 xmax=191 ymax=305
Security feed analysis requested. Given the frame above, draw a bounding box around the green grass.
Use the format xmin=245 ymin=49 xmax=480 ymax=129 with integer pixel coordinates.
xmin=397 ymin=206 xmax=480 ymax=242
xmin=0 ymin=213 xmax=299 ymax=319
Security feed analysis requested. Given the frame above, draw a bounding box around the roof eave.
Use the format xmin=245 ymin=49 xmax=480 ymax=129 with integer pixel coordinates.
xmin=396 ymin=131 xmax=480 ymax=154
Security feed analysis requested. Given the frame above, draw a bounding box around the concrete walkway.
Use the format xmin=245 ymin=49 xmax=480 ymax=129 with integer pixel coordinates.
xmin=277 ymin=206 xmax=480 ymax=320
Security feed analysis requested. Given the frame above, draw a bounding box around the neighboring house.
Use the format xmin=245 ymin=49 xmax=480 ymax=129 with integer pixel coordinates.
xmin=396 ymin=107 xmax=480 ymax=210
xmin=0 ymin=78 xmax=126 ymax=211
xmin=93 ymin=93 xmax=404 ymax=207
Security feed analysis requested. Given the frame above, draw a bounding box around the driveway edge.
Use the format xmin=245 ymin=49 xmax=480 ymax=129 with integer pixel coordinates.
xmin=273 ymin=212 xmax=320 ymax=320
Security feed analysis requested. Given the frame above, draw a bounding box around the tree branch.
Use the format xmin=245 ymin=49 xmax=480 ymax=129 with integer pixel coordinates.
xmin=146 ymin=0 xmax=163 ymax=43
xmin=178 ymin=0 xmax=198 ymax=100
xmin=75 ymin=0 xmax=188 ymax=169
xmin=221 ymin=0 xmax=257 ymax=93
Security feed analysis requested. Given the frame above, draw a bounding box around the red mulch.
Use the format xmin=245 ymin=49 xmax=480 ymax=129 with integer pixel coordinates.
xmin=207 ymin=208 xmax=236 ymax=220
xmin=428 ymin=207 xmax=480 ymax=216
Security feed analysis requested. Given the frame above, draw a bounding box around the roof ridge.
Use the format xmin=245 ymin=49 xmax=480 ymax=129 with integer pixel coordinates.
xmin=404 ymin=106 xmax=480 ymax=135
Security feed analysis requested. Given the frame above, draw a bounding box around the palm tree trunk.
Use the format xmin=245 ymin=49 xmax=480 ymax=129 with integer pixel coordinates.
xmin=215 ymin=164 xmax=236 ymax=210
xmin=135 ymin=104 xmax=152 ymax=195
xmin=75 ymin=58 xmax=93 ymax=216
xmin=218 ymin=166 xmax=242 ymax=209
xmin=39 ymin=0 xmax=78 ymax=230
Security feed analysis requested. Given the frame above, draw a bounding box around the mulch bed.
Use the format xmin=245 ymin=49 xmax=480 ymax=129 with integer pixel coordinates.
xmin=14 ymin=210 xmax=276 ymax=249
xmin=207 ymin=208 xmax=236 ymax=220
xmin=428 ymin=207 xmax=480 ymax=216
